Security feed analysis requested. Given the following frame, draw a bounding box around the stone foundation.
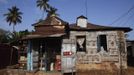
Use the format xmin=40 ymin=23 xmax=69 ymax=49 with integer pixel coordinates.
xmin=76 ymin=62 xmax=118 ymax=72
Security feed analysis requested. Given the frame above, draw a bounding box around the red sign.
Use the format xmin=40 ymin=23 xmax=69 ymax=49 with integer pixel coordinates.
xmin=63 ymin=51 xmax=73 ymax=56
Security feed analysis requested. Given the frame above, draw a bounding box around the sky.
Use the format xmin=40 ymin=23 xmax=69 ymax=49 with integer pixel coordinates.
xmin=0 ymin=0 xmax=134 ymax=40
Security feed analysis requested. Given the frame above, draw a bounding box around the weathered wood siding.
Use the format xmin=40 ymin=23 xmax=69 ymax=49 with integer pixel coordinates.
xmin=32 ymin=40 xmax=40 ymax=70
xmin=61 ymin=39 xmax=76 ymax=73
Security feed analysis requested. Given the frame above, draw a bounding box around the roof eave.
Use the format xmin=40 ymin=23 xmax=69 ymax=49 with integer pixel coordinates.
xmin=69 ymin=27 xmax=132 ymax=32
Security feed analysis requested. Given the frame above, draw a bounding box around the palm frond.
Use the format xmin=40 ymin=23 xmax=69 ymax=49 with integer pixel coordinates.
xmin=36 ymin=0 xmax=50 ymax=12
xmin=3 ymin=6 xmax=23 ymax=31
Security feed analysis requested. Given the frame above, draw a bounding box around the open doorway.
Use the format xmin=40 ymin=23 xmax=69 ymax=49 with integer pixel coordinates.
xmin=39 ymin=37 xmax=62 ymax=71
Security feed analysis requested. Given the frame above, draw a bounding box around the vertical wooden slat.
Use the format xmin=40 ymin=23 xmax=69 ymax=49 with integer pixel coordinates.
xmin=27 ymin=40 xmax=33 ymax=71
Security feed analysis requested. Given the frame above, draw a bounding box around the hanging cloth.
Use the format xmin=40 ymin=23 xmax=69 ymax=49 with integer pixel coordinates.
xmin=77 ymin=38 xmax=85 ymax=48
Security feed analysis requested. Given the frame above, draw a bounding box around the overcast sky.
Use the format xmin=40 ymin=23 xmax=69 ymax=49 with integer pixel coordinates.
xmin=0 ymin=0 xmax=134 ymax=40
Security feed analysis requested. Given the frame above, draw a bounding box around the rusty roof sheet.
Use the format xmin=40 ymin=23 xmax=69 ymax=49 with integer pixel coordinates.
xmin=22 ymin=33 xmax=65 ymax=40
xmin=69 ymin=23 xmax=132 ymax=32
xmin=33 ymin=16 xmax=68 ymax=26
xmin=22 ymin=16 xmax=68 ymax=40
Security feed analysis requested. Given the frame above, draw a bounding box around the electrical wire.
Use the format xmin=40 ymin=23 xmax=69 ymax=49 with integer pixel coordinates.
xmin=110 ymin=5 xmax=134 ymax=25
xmin=123 ymin=12 xmax=134 ymax=27
xmin=85 ymin=0 xmax=88 ymax=17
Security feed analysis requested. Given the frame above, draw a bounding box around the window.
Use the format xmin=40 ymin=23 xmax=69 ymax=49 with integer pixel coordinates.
xmin=97 ymin=35 xmax=107 ymax=52
xmin=76 ymin=36 xmax=86 ymax=52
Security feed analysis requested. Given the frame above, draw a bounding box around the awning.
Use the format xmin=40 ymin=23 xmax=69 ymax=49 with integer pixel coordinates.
xmin=21 ymin=33 xmax=65 ymax=40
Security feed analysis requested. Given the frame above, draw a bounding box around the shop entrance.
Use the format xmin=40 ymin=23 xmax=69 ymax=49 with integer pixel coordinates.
xmin=39 ymin=37 xmax=62 ymax=71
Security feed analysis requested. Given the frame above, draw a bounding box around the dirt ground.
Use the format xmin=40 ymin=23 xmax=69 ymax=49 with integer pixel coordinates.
xmin=0 ymin=69 xmax=62 ymax=75
xmin=0 ymin=66 xmax=134 ymax=75
xmin=76 ymin=66 xmax=134 ymax=75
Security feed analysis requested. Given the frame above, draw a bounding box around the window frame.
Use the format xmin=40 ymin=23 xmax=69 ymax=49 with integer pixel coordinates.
xmin=97 ymin=34 xmax=108 ymax=52
xmin=76 ymin=36 xmax=86 ymax=52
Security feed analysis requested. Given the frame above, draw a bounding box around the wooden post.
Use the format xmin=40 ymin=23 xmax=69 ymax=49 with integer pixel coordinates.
xmin=27 ymin=40 xmax=33 ymax=71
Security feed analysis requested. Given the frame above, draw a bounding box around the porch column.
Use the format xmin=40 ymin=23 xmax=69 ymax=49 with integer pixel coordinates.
xmin=27 ymin=40 xmax=33 ymax=71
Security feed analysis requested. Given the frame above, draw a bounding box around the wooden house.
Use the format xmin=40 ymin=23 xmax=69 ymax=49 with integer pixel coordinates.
xmin=22 ymin=15 xmax=132 ymax=73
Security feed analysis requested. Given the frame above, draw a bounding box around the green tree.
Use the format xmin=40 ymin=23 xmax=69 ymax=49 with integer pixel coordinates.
xmin=36 ymin=0 xmax=50 ymax=17
xmin=47 ymin=6 xmax=59 ymax=17
xmin=0 ymin=28 xmax=10 ymax=43
xmin=9 ymin=30 xmax=30 ymax=45
xmin=36 ymin=0 xmax=59 ymax=17
xmin=3 ymin=6 xmax=23 ymax=32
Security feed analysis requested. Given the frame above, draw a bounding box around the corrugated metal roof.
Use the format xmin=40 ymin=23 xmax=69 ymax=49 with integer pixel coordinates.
xmin=69 ymin=23 xmax=132 ymax=32
xmin=22 ymin=16 xmax=132 ymax=40
xmin=22 ymin=33 xmax=65 ymax=40
xmin=33 ymin=16 xmax=68 ymax=26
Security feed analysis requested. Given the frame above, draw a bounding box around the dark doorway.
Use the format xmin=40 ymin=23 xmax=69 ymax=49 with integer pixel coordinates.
xmin=127 ymin=46 xmax=134 ymax=66
xmin=40 ymin=37 xmax=62 ymax=71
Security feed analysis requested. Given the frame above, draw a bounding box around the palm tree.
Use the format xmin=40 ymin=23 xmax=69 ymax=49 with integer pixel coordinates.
xmin=36 ymin=0 xmax=50 ymax=17
xmin=4 ymin=6 xmax=23 ymax=32
xmin=36 ymin=0 xmax=59 ymax=18
xmin=47 ymin=6 xmax=59 ymax=17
